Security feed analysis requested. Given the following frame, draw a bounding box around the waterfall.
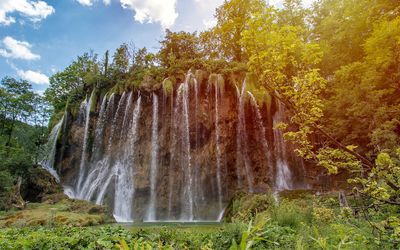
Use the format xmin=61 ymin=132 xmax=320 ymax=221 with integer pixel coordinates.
xmin=76 ymin=94 xmax=114 ymax=200
xmin=113 ymin=94 xmax=142 ymax=222
xmin=214 ymin=79 xmax=223 ymax=212
xmin=52 ymin=72 xmax=308 ymax=223
xmin=76 ymin=91 xmax=95 ymax=193
xmin=247 ymin=91 xmax=271 ymax=164
xmin=120 ymin=92 xmax=133 ymax=140
xmin=193 ymin=77 xmax=201 ymax=209
xmin=168 ymin=90 xmax=178 ymax=219
xmin=247 ymin=92 xmax=269 ymax=153
xmin=273 ymin=101 xmax=293 ymax=190
xmin=108 ymin=92 xmax=127 ymax=150
xmin=92 ymin=97 xmax=108 ymax=160
xmin=236 ymin=81 xmax=254 ymax=192
xmin=145 ymin=93 xmax=159 ymax=222
xmin=178 ymin=74 xmax=194 ymax=221
xmin=40 ymin=116 xmax=64 ymax=182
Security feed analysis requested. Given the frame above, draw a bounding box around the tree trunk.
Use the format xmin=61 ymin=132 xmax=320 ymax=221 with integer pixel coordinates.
xmin=10 ymin=177 xmax=26 ymax=210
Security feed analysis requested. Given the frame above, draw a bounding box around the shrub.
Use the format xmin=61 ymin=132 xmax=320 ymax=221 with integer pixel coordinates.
xmin=271 ymin=199 xmax=313 ymax=229
xmin=313 ymin=206 xmax=335 ymax=224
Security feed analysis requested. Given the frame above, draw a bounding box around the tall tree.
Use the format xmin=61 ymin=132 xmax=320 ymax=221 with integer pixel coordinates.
xmin=213 ymin=0 xmax=267 ymax=62
xmin=0 ymin=77 xmax=35 ymax=148
xmin=45 ymin=53 xmax=99 ymax=112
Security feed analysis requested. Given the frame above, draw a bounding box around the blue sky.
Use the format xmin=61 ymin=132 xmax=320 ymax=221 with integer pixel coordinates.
xmin=0 ymin=0 xmax=313 ymax=94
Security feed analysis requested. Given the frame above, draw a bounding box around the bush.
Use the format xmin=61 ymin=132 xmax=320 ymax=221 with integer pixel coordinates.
xmin=312 ymin=206 xmax=335 ymax=224
xmin=271 ymin=199 xmax=313 ymax=229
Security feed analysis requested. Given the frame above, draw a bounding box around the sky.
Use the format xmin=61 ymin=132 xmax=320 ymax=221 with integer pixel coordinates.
xmin=0 ymin=0 xmax=314 ymax=94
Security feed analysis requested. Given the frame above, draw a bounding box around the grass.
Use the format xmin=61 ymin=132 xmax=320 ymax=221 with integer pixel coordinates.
xmin=0 ymin=192 xmax=397 ymax=249
xmin=0 ymin=198 xmax=114 ymax=228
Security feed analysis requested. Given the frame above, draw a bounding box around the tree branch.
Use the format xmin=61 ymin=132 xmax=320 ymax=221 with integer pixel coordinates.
xmin=261 ymin=79 xmax=375 ymax=169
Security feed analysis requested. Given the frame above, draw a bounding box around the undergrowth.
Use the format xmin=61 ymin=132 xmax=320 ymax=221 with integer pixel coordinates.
xmin=0 ymin=193 xmax=397 ymax=249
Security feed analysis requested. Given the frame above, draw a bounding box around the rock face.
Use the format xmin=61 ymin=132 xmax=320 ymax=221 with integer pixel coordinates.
xmin=51 ymin=71 xmax=316 ymax=222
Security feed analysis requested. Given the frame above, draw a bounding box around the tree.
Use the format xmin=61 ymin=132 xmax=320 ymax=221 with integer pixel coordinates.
xmin=242 ymin=3 xmax=400 ymax=242
xmin=111 ymin=44 xmax=130 ymax=76
xmin=212 ymin=0 xmax=267 ymax=62
xmin=311 ymin=0 xmax=399 ymax=75
xmin=0 ymin=77 xmax=36 ymax=148
xmin=158 ymin=29 xmax=201 ymax=76
xmin=45 ymin=52 xmax=100 ymax=112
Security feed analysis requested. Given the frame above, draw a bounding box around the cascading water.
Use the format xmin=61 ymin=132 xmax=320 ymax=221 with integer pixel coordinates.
xmin=49 ymin=72 xmax=310 ymax=223
xmin=193 ymin=77 xmax=204 ymax=209
xmin=236 ymin=81 xmax=254 ymax=192
xmin=273 ymin=101 xmax=294 ymax=190
xmin=112 ymin=94 xmax=142 ymax=222
xmin=40 ymin=116 xmax=64 ymax=182
xmin=168 ymin=91 xmax=178 ymax=219
xmin=76 ymin=91 xmax=95 ymax=193
xmin=92 ymin=97 xmax=108 ymax=160
xmin=177 ymin=75 xmax=194 ymax=221
xmin=247 ymin=91 xmax=269 ymax=156
xmin=214 ymin=77 xmax=223 ymax=212
xmin=145 ymin=93 xmax=159 ymax=221
xmin=76 ymin=94 xmax=115 ymax=201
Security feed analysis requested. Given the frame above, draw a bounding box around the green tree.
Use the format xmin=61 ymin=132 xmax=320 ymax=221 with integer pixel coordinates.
xmin=45 ymin=52 xmax=99 ymax=112
xmin=213 ymin=0 xmax=267 ymax=62
xmin=158 ymin=29 xmax=201 ymax=77
xmin=311 ymin=0 xmax=399 ymax=75
xmin=111 ymin=44 xmax=130 ymax=76
xmin=0 ymin=77 xmax=36 ymax=148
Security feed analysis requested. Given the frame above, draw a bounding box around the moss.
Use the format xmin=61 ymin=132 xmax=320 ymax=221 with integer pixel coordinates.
xmin=0 ymin=198 xmax=114 ymax=228
xmin=194 ymin=69 xmax=207 ymax=84
xmin=89 ymin=90 xmax=98 ymax=113
xmin=162 ymin=78 xmax=174 ymax=95
xmin=245 ymin=73 xmax=273 ymax=108
xmin=208 ymin=73 xmax=225 ymax=91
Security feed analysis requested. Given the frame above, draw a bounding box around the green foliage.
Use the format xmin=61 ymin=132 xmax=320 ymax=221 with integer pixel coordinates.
xmin=162 ymin=78 xmax=174 ymax=95
xmin=0 ymin=192 xmax=397 ymax=249
xmin=45 ymin=53 xmax=99 ymax=113
xmin=213 ymin=0 xmax=267 ymax=62
xmin=3 ymin=0 xmax=398 ymax=248
xmin=351 ymin=149 xmax=400 ymax=205
xmin=270 ymin=199 xmax=313 ymax=229
xmin=158 ymin=29 xmax=202 ymax=77
xmin=316 ymin=147 xmax=362 ymax=174
xmin=0 ymin=170 xmax=13 ymax=210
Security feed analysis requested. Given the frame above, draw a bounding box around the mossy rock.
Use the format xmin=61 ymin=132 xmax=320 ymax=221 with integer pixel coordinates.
xmin=22 ymin=167 xmax=63 ymax=203
xmin=223 ymin=192 xmax=274 ymax=222
xmin=162 ymin=78 xmax=175 ymax=95
xmin=0 ymin=197 xmax=115 ymax=228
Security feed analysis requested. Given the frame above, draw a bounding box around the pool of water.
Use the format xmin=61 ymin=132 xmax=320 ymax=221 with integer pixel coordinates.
xmin=108 ymin=221 xmax=224 ymax=232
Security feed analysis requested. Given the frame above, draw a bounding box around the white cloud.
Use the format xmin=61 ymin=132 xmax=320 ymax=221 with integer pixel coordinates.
xmin=17 ymin=69 xmax=49 ymax=85
xmin=76 ymin=0 xmax=111 ymax=6
xmin=192 ymin=0 xmax=222 ymax=30
xmin=0 ymin=36 xmax=40 ymax=60
xmin=0 ymin=0 xmax=54 ymax=25
xmin=120 ymin=0 xmax=178 ymax=29
xmin=76 ymin=0 xmax=94 ymax=6
xmin=203 ymin=18 xmax=217 ymax=29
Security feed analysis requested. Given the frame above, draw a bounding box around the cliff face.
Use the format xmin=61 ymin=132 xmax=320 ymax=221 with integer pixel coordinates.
xmin=53 ymin=72 xmax=320 ymax=222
